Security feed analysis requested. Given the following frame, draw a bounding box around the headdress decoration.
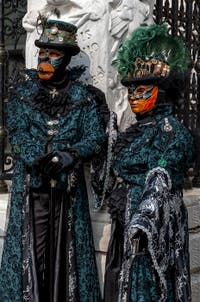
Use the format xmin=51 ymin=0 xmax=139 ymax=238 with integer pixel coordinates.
xmin=35 ymin=17 xmax=80 ymax=56
xmin=113 ymin=23 xmax=190 ymax=86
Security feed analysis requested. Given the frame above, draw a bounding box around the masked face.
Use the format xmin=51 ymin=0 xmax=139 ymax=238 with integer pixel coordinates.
xmin=37 ymin=48 xmax=70 ymax=81
xmin=128 ymin=85 xmax=158 ymax=114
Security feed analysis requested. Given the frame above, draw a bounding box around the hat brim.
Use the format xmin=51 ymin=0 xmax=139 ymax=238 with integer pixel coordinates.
xmin=121 ymin=75 xmax=165 ymax=87
xmin=35 ymin=40 xmax=80 ymax=56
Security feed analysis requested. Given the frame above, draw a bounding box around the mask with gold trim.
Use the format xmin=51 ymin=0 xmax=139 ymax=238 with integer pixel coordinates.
xmin=128 ymin=85 xmax=158 ymax=114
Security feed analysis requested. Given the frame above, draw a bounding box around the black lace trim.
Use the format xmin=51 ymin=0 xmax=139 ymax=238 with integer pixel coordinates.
xmin=87 ymin=84 xmax=110 ymax=129
xmin=10 ymin=67 xmax=89 ymax=117
xmin=107 ymin=185 xmax=128 ymax=226
xmin=28 ymin=80 xmax=73 ymax=117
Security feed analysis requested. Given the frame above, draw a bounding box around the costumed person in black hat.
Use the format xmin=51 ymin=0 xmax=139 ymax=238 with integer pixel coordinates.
xmin=104 ymin=24 xmax=195 ymax=302
xmin=0 ymin=18 xmax=106 ymax=302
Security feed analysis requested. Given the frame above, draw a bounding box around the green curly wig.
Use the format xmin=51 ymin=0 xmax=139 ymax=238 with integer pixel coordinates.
xmin=114 ymin=23 xmax=190 ymax=78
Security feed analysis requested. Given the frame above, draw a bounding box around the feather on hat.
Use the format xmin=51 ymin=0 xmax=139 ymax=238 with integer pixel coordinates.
xmin=113 ymin=23 xmax=190 ymax=86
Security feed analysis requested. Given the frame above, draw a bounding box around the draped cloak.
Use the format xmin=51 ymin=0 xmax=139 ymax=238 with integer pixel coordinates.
xmin=104 ymin=105 xmax=195 ymax=302
xmin=0 ymin=69 xmax=105 ymax=302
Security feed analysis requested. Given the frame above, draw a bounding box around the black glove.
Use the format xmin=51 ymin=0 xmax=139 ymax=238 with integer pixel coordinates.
xmin=38 ymin=150 xmax=75 ymax=178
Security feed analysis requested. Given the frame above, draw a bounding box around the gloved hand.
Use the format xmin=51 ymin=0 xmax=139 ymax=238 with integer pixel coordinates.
xmin=38 ymin=150 xmax=75 ymax=178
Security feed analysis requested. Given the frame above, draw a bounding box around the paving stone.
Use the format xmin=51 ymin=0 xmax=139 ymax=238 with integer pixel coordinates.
xmin=92 ymin=221 xmax=111 ymax=252
xmin=184 ymin=189 xmax=200 ymax=230
xmin=191 ymin=272 xmax=200 ymax=302
xmin=189 ymin=233 xmax=200 ymax=272
xmin=0 ymin=194 xmax=9 ymax=235
xmin=95 ymin=252 xmax=106 ymax=296
xmin=90 ymin=209 xmax=111 ymax=224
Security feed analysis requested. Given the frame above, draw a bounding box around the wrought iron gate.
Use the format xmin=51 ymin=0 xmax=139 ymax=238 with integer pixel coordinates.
xmin=0 ymin=0 xmax=26 ymax=192
xmin=154 ymin=0 xmax=200 ymax=186
xmin=0 ymin=0 xmax=199 ymax=192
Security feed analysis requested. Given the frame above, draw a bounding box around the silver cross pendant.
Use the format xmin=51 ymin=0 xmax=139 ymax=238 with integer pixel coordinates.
xmin=50 ymin=88 xmax=59 ymax=99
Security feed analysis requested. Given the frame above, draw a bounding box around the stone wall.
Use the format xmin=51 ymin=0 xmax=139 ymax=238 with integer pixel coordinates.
xmin=184 ymin=190 xmax=200 ymax=302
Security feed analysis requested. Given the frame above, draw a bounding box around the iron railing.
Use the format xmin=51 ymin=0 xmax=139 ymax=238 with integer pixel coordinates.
xmin=154 ymin=0 xmax=200 ymax=186
xmin=0 ymin=0 xmax=26 ymax=192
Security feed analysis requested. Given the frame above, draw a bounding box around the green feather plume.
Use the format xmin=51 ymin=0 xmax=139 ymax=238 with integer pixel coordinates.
xmin=114 ymin=23 xmax=190 ymax=77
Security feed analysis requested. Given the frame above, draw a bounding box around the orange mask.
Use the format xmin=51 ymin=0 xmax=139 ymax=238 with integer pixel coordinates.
xmin=37 ymin=62 xmax=55 ymax=81
xmin=37 ymin=48 xmax=65 ymax=81
xmin=128 ymin=85 xmax=158 ymax=114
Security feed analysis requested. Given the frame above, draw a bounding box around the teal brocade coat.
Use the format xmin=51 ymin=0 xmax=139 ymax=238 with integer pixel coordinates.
xmin=0 ymin=70 xmax=105 ymax=302
xmin=104 ymin=105 xmax=195 ymax=302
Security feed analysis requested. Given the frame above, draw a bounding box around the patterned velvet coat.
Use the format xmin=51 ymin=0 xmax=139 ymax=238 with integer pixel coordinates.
xmin=104 ymin=105 xmax=195 ymax=302
xmin=0 ymin=70 xmax=105 ymax=302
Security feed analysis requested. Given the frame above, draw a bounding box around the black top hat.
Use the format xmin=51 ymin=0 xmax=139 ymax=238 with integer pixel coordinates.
xmin=35 ymin=19 xmax=80 ymax=56
xmin=121 ymin=57 xmax=171 ymax=87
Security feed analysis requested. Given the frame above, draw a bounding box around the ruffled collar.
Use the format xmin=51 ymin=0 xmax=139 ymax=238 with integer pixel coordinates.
xmin=20 ymin=67 xmax=87 ymax=117
xmin=114 ymin=105 xmax=173 ymax=155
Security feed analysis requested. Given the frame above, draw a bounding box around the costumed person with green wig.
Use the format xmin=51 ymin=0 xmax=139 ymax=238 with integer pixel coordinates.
xmin=0 ymin=18 xmax=108 ymax=302
xmin=103 ymin=24 xmax=195 ymax=302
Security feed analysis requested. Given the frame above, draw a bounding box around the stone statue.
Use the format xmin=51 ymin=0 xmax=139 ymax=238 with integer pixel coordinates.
xmin=23 ymin=0 xmax=106 ymax=69
xmin=109 ymin=0 xmax=151 ymax=57
xmin=107 ymin=0 xmax=155 ymax=129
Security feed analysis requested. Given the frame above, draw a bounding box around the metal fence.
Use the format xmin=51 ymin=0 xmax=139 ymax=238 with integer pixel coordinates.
xmin=154 ymin=0 xmax=200 ymax=186
xmin=0 ymin=0 xmax=199 ymax=192
xmin=0 ymin=0 xmax=26 ymax=192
